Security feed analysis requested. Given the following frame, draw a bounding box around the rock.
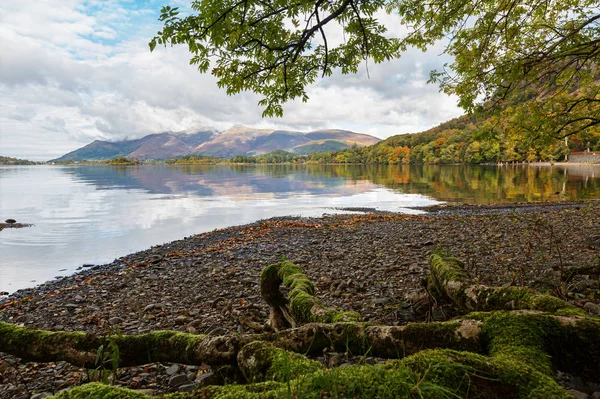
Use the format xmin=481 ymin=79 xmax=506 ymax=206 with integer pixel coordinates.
xmin=591 ymin=393 xmax=600 ymax=399
xmin=195 ymin=372 xmax=215 ymax=385
xmin=408 ymin=264 xmax=424 ymax=274
xmin=175 ymin=315 xmax=188 ymax=325
xmin=372 ymin=297 xmax=391 ymax=305
xmin=207 ymin=327 xmax=227 ymax=336
xmin=584 ymin=302 xmax=600 ymax=315
xmin=168 ymin=374 xmax=189 ymax=388
xmin=178 ymin=383 xmax=197 ymax=392
xmin=165 ymin=364 xmax=179 ymax=376
xmin=5 ymin=219 xmax=16 ymax=224
xmin=567 ymin=389 xmax=589 ymax=399
xmin=31 ymin=393 xmax=52 ymax=399
xmin=108 ymin=317 xmax=123 ymax=325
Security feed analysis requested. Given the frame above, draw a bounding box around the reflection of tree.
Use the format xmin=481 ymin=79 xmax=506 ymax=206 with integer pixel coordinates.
xmin=64 ymin=164 xmax=599 ymax=204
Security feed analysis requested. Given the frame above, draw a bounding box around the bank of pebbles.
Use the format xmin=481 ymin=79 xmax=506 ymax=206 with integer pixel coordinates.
xmin=1 ymin=202 xmax=600 ymax=398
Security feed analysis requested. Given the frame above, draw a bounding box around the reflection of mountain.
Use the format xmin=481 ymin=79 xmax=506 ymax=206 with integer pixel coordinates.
xmin=64 ymin=165 xmax=377 ymax=199
xmin=64 ymin=164 xmax=600 ymax=204
xmin=52 ymin=126 xmax=380 ymax=161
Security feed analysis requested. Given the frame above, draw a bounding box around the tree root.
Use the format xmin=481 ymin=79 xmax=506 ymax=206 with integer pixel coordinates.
xmin=1 ymin=257 xmax=599 ymax=398
xmin=260 ymin=258 xmax=361 ymax=331
xmin=427 ymin=252 xmax=585 ymax=315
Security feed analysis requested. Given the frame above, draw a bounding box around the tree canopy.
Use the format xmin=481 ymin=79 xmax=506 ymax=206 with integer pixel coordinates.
xmin=151 ymin=1 xmax=600 ymax=141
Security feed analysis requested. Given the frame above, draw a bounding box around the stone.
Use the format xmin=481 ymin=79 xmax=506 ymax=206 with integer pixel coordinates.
xmin=408 ymin=264 xmax=424 ymax=274
xmin=168 ymin=374 xmax=189 ymax=387
xmin=567 ymin=389 xmax=589 ymax=399
xmin=108 ymin=317 xmax=123 ymax=325
xmin=178 ymin=383 xmax=197 ymax=392
xmin=165 ymin=364 xmax=179 ymax=376
xmin=31 ymin=393 xmax=52 ymax=399
xmin=584 ymin=302 xmax=600 ymax=315
xmin=372 ymin=297 xmax=391 ymax=305
xmin=175 ymin=315 xmax=188 ymax=325
xmin=5 ymin=219 xmax=16 ymax=224
xmin=591 ymin=393 xmax=600 ymax=399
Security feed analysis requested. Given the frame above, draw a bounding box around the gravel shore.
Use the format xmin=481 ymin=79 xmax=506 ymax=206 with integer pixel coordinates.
xmin=1 ymin=201 xmax=599 ymax=398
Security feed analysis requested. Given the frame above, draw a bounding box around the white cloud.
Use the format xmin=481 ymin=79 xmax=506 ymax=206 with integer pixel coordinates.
xmin=0 ymin=1 xmax=463 ymax=160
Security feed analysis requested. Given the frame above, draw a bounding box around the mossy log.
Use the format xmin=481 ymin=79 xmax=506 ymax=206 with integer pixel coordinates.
xmin=0 ymin=317 xmax=483 ymax=369
xmin=2 ymin=258 xmax=600 ymax=398
xmin=427 ymin=253 xmax=586 ymax=315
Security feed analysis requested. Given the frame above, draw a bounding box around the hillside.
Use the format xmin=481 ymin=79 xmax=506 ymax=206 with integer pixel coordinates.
xmin=52 ymin=126 xmax=380 ymax=161
xmin=52 ymin=130 xmax=217 ymax=162
xmin=306 ymin=110 xmax=600 ymax=164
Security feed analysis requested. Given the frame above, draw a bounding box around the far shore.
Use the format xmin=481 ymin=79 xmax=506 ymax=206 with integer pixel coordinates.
xmin=11 ymin=160 xmax=600 ymax=167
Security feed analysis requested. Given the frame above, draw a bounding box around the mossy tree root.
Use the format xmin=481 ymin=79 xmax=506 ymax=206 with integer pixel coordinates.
xmin=3 ymin=259 xmax=600 ymax=398
xmin=0 ymin=318 xmax=483 ymax=369
xmin=45 ymin=311 xmax=600 ymax=399
xmin=427 ymin=252 xmax=586 ymax=315
xmin=0 ymin=322 xmax=252 ymax=368
xmin=260 ymin=258 xmax=361 ymax=331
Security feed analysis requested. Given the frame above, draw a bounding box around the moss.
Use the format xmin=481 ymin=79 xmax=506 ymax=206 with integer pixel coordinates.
xmin=482 ymin=312 xmax=555 ymax=376
xmin=238 ymin=341 xmax=322 ymax=383
xmin=400 ymin=349 xmax=569 ymax=399
xmin=330 ymin=310 xmax=361 ymax=323
xmin=429 ymin=253 xmax=581 ymax=315
xmin=48 ymin=382 xmax=151 ymax=399
xmin=529 ymin=294 xmax=584 ymax=314
xmin=260 ymin=259 xmax=363 ymax=327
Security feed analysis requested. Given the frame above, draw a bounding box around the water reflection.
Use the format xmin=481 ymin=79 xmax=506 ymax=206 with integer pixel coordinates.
xmin=65 ymin=163 xmax=600 ymax=203
xmin=1 ymin=163 xmax=599 ymax=293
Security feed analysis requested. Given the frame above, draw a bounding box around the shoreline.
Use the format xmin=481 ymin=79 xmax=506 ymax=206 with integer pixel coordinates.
xmin=6 ymin=161 xmax=600 ymax=167
xmin=1 ymin=200 xmax=597 ymax=300
xmin=1 ymin=201 xmax=599 ymax=397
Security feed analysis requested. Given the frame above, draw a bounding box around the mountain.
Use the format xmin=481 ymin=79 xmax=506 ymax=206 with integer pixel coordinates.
xmin=51 ymin=126 xmax=380 ymax=161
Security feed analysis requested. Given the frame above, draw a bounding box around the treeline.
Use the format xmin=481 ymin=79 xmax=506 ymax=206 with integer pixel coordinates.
xmin=160 ymin=154 xmax=225 ymax=165
xmin=305 ymin=115 xmax=600 ymax=165
xmin=231 ymin=150 xmax=305 ymax=164
xmin=0 ymin=156 xmax=42 ymax=165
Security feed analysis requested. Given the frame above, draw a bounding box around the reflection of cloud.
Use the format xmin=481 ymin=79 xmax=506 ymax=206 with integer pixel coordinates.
xmin=0 ymin=165 xmax=439 ymax=293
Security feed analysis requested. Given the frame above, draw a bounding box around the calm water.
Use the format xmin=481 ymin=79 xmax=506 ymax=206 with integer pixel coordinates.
xmin=1 ymin=163 xmax=599 ymax=293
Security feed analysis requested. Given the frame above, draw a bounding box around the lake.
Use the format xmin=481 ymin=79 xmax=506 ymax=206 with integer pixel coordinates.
xmin=1 ymin=163 xmax=599 ymax=293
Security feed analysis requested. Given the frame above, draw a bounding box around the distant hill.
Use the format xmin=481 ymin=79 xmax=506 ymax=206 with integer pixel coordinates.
xmin=0 ymin=156 xmax=41 ymax=165
xmin=306 ymin=111 xmax=600 ymax=164
xmin=52 ymin=126 xmax=380 ymax=161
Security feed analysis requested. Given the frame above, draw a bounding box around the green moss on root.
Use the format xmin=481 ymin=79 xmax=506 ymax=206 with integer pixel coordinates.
xmin=237 ymin=341 xmax=322 ymax=383
xmin=48 ymin=382 xmax=151 ymax=399
xmin=260 ymin=259 xmax=361 ymax=326
xmin=428 ymin=253 xmax=583 ymax=315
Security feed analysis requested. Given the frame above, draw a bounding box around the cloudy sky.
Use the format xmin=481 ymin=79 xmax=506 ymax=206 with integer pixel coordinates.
xmin=0 ymin=0 xmax=463 ymax=160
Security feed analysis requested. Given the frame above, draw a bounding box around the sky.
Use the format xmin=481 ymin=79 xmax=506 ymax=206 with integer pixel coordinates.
xmin=0 ymin=0 xmax=463 ymax=160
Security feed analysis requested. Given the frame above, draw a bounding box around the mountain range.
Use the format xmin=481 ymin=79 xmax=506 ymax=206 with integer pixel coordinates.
xmin=52 ymin=125 xmax=380 ymax=161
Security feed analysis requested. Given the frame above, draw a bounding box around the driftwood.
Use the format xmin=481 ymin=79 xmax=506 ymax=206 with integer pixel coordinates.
xmin=0 ymin=257 xmax=599 ymax=398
